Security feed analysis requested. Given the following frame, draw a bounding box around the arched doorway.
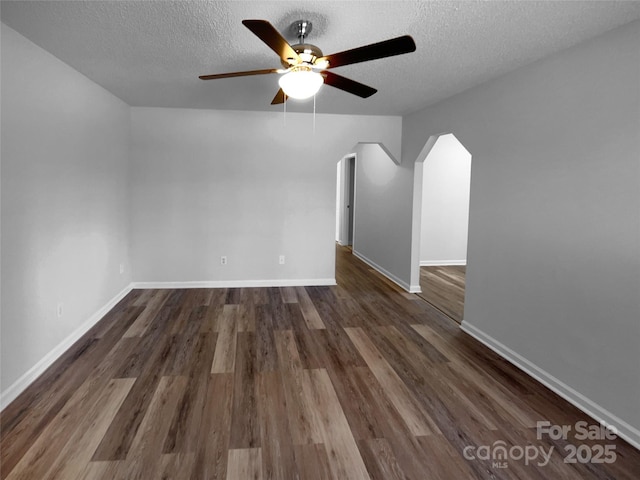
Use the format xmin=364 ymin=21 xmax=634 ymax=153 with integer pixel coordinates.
xmin=411 ymin=133 xmax=472 ymax=323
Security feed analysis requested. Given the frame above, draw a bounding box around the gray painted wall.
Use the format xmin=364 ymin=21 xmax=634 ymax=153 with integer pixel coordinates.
xmin=350 ymin=143 xmax=418 ymax=291
xmin=1 ymin=25 xmax=132 ymax=394
xmin=130 ymin=107 xmax=401 ymax=285
xmin=403 ymin=21 xmax=640 ymax=444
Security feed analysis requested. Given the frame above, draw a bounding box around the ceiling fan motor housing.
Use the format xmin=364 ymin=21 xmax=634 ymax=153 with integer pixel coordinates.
xmin=280 ymin=20 xmax=325 ymax=67
xmin=281 ymin=43 xmax=324 ymax=67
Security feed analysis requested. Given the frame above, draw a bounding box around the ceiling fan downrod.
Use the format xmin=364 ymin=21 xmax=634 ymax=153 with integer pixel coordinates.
xmin=290 ymin=20 xmax=312 ymax=43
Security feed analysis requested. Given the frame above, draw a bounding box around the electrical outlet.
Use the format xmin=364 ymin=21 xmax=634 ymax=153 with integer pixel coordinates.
xmin=57 ymin=302 xmax=64 ymax=318
xmin=279 ymin=255 xmax=285 ymax=265
xmin=221 ymin=256 xmax=227 ymax=265
xmin=119 ymin=263 xmax=125 ymax=274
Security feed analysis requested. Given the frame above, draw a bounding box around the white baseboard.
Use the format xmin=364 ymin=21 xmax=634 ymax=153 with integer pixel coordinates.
xmin=1 ymin=283 xmax=134 ymax=411
xmin=461 ymin=320 xmax=640 ymax=450
xmin=352 ymin=250 xmax=419 ymax=293
xmin=420 ymin=260 xmax=466 ymax=266
xmin=131 ymin=278 xmax=337 ymax=289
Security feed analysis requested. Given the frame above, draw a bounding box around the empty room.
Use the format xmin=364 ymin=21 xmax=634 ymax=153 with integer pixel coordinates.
xmin=1 ymin=1 xmax=639 ymax=479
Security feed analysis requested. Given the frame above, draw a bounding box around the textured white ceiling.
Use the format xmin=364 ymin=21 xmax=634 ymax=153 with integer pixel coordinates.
xmin=2 ymin=1 xmax=639 ymax=115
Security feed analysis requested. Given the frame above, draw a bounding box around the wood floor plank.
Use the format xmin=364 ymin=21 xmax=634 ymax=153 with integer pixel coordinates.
xmin=293 ymin=444 xmax=333 ymax=480
xmin=211 ymin=305 xmax=239 ymax=373
xmin=163 ymin=312 xmax=210 ymax=377
xmin=270 ymin=299 xmax=295 ymax=331
xmin=310 ymin=327 xmax=368 ymax=371
xmin=300 ymin=369 xmax=371 ymax=480
xmin=237 ymin=303 xmax=257 ymax=332
xmin=304 ymin=287 xmax=350 ymax=329
xmin=194 ymin=373 xmax=234 ymax=480
xmin=357 ymin=437 xmax=408 ymax=480
xmin=288 ymin=318 xmax=327 ymax=370
xmin=229 ymin=332 xmax=260 ymax=450
xmin=242 ymin=287 xmax=268 ymax=306
xmin=370 ymin=325 xmax=498 ymax=433
xmin=78 ymin=460 xmax=121 ymax=480
xmin=414 ymin=434 xmax=477 ymax=479
xmin=347 ymin=366 xmax=441 ymax=480
xmin=115 ymin=376 xmax=187 ymax=480
xmin=256 ymin=371 xmax=297 ymax=480
xmin=275 ymin=330 xmax=304 ymax=372
xmin=39 ymin=378 xmax=135 ymax=480
xmin=131 ymin=288 xmax=154 ymax=307
xmin=417 ymin=265 xmax=466 ymax=323
xmin=3 ymin=246 xmax=639 ymax=480
xmin=168 ymin=290 xmax=208 ymax=335
xmin=92 ymin=324 xmax=175 ymax=461
xmin=280 ymin=286 xmax=299 ymax=304
xmin=411 ymin=323 xmax=540 ymax=429
xmin=156 ymin=453 xmax=196 ymax=480
xmin=5 ymin=376 xmax=127 ymax=480
xmin=88 ymin=453 xmax=198 ymax=480
xmin=275 ymin=331 xmax=320 ymax=446
xmin=295 ymin=286 xmax=326 ymax=329
xmin=115 ymin=306 xmax=175 ymax=378
xmin=208 ymin=287 xmax=229 ymax=307
xmin=199 ymin=303 xmax=223 ymax=334
xmin=226 ymin=448 xmax=262 ymax=480
xmin=254 ymin=304 xmax=278 ymax=372
xmin=89 ymin=300 xmax=142 ymax=340
xmin=225 ymin=288 xmax=241 ymax=305
xmin=322 ymin=366 xmax=388 ymax=441
xmin=163 ymin=333 xmax=216 ymax=454
xmin=345 ymin=327 xmax=440 ymax=437
xmin=124 ymin=289 xmax=170 ymax=337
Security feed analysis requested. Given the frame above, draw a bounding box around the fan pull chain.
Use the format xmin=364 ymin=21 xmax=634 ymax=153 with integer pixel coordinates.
xmin=283 ymin=95 xmax=286 ymax=126
xmin=313 ymin=94 xmax=316 ymax=135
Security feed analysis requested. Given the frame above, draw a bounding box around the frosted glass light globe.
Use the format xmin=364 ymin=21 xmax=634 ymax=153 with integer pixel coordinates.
xmin=278 ymin=70 xmax=323 ymax=100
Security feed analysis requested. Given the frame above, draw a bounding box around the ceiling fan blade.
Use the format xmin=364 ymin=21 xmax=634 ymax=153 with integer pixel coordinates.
xmin=318 ymin=35 xmax=416 ymax=69
xmin=242 ymin=20 xmax=301 ymax=65
xmin=199 ymin=68 xmax=280 ymax=80
xmin=322 ymin=71 xmax=377 ymax=98
xmin=271 ymin=89 xmax=288 ymax=105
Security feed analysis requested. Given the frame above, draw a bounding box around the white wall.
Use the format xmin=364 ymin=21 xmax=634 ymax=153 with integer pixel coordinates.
xmin=420 ymin=134 xmax=471 ymax=265
xmin=402 ymin=21 xmax=640 ymax=445
xmin=130 ymin=107 xmax=401 ymax=286
xmin=1 ymin=25 xmax=132 ymax=402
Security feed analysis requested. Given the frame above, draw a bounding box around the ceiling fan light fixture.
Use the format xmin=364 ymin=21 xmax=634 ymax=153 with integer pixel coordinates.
xmin=278 ymin=68 xmax=323 ymax=100
xmin=200 ymin=19 xmax=416 ymax=105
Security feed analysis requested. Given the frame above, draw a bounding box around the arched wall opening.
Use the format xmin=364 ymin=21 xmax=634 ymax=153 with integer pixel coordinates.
xmin=334 ymin=142 xmax=409 ymax=290
xmin=410 ymin=133 xmax=472 ymax=322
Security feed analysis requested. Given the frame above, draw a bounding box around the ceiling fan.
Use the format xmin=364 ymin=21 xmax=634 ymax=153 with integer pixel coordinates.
xmin=199 ymin=19 xmax=416 ymax=104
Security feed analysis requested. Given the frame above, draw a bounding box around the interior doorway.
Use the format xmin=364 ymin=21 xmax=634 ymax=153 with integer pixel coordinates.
xmin=413 ymin=134 xmax=471 ymax=323
xmin=336 ymin=154 xmax=356 ymax=247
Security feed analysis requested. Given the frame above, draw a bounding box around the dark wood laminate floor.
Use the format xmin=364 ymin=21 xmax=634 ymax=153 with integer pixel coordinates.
xmin=2 ymin=246 xmax=638 ymax=479
xmin=417 ymin=265 xmax=466 ymax=323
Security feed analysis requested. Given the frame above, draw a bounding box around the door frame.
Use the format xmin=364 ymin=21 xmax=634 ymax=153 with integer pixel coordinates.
xmin=336 ymin=154 xmax=357 ymax=247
